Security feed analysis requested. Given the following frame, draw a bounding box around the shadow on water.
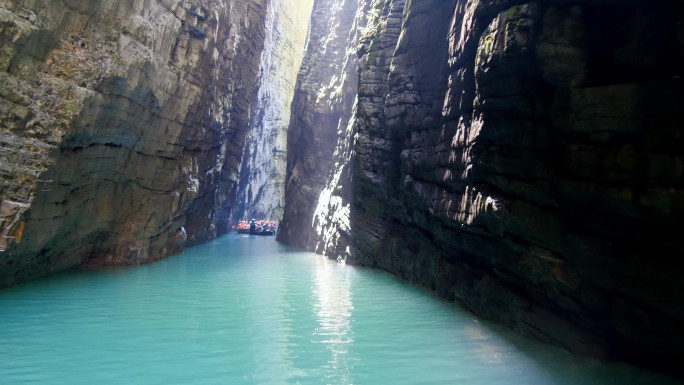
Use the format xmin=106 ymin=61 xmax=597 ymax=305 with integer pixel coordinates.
xmin=462 ymin=314 xmax=682 ymax=385
xmin=348 ymin=263 xmax=681 ymax=385
xmin=1 ymin=233 xmax=682 ymax=385
xmin=286 ymin=246 xmax=683 ymax=385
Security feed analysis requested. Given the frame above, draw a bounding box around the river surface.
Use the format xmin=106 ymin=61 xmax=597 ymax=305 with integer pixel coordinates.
xmin=0 ymin=234 xmax=680 ymax=385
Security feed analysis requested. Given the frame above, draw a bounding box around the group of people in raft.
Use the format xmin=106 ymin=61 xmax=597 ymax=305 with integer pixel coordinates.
xmin=235 ymin=219 xmax=277 ymax=236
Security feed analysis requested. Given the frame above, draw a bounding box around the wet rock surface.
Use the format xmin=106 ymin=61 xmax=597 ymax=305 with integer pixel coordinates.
xmin=280 ymin=0 xmax=684 ymax=375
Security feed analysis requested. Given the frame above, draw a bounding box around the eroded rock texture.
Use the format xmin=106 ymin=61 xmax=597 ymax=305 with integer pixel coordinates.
xmin=278 ymin=0 xmax=369 ymax=249
xmin=0 ymin=0 xmax=271 ymax=286
xmin=280 ymin=0 xmax=684 ymax=374
xmin=234 ymin=0 xmax=313 ymax=221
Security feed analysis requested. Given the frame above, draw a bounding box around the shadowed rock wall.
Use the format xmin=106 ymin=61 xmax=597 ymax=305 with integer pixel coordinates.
xmin=278 ymin=0 xmax=370 ymax=249
xmin=280 ymin=0 xmax=684 ymax=375
xmin=0 ymin=0 xmax=270 ymax=286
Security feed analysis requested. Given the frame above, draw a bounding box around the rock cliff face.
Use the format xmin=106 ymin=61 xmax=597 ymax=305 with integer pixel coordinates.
xmin=280 ymin=0 xmax=684 ymax=375
xmin=0 ymin=0 xmax=272 ymax=286
xmin=278 ymin=0 xmax=368 ymax=249
xmin=233 ymin=0 xmax=312 ymax=221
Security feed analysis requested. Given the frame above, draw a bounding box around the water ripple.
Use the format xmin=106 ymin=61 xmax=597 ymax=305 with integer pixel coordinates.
xmin=0 ymin=235 xmax=680 ymax=385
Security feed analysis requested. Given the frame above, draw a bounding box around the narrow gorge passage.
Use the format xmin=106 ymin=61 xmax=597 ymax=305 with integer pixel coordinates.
xmin=1 ymin=0 xmax=683 ymax=381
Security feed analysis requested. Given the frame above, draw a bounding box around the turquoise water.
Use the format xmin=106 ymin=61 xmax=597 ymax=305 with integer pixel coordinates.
xmin=0 ymin=235 xmax=680 ymax=385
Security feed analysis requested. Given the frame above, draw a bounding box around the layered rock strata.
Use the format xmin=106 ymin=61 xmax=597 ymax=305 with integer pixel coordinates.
xmin=0 ymin=0 xmax=271 ymax=286
xmin=234 ymin=0 xmax=313 ymax=221
xmin=278 ymin=0 xmax=369 ymax=248
xmin=280 ymin=0 xmax=684 ymax=375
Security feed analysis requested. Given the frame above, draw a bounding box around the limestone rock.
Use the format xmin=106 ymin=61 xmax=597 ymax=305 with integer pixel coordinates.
xmin=0 ymin=0 xmax=271 ymax=285
xmin=277 ymin=0 xmax=366 ymax=251
xmin=280 ymin=0 xmax=684 ymax=375
xmin=234 ymin=0 xmax=313 ymax=221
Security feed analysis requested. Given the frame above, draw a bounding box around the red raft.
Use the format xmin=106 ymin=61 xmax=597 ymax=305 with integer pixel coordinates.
xmin=235 ymin=220 xmax=276 ymax=236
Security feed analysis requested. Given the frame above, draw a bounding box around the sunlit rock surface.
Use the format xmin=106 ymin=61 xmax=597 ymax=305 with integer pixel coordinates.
xmin=234 ymin=0 xmax=313 ymax=221
xmin=280 ymin=0 xmax=684 ymax=375
xmin=277 ymin=0 xmax=367 ymax=250
xmin=0 ymin=0 xmax=270 ymax=286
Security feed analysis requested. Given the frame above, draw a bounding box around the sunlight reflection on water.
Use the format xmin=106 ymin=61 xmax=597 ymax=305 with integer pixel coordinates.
xmin=0 ymin=235 xmax=681 ymax=385
xmin=313 ymin=255 xmax=355 ymax=384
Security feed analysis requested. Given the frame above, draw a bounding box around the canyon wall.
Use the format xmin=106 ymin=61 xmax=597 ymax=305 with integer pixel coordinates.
xmin=0 ymin=0 xmax=273 ymax=286
xmin=280 ymin=0 xmax=684 ymax=375
xmin=278 ymin=0 xmax=368 ymax=249
xmin=233 ymin=0 xmax=312 ymax=221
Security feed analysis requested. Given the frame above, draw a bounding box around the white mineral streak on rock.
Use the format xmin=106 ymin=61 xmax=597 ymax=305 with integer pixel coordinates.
xmin=308 ymin=2 xmax=376 ymax=259
xmin=313 ymin=99 xmax=358 ymax=259
xmin=235 ymin=0 xmax=313 ymax=220
xmin=278 ymin=0 xmax=370 ymax=254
